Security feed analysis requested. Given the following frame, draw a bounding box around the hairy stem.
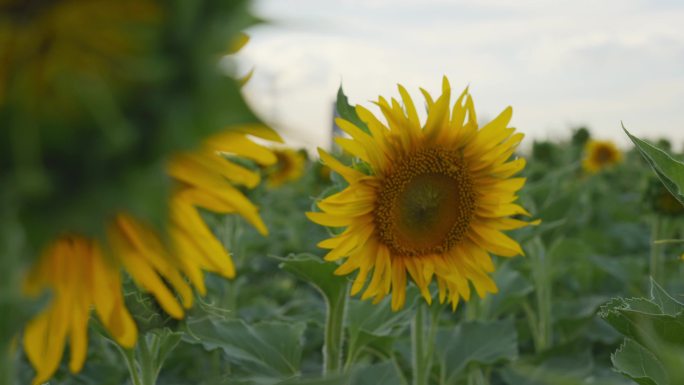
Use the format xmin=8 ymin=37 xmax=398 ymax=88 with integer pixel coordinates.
xmin=412 ymin=303 xmax=428 ymax=385
xmin=650 ymin=216 xmax=664 ymax=283
xmin=531 ymin=237 xmax=551 ymax=352
xmin=323 ymin=284 xmax=348 ymax=374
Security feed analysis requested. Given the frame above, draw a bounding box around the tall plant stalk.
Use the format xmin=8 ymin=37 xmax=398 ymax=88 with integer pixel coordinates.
xmin=465 ymin=296 xmax=488 ymax=385
xmin=411 ymin=304 xmax=428 ymax=385
xmin=530 ymin=237 xmax=551 ymax=352
xmin=118 ymin=329 xmax=182 ymax=385
xmin=323 ymin=282 xmax=348 ymax=374
xmin=650 ymin=216 xmax=665 ymax=283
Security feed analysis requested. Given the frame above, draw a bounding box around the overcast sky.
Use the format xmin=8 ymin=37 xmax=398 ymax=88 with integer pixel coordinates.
xmin=237 ymin=0 xmax=684 ymax=152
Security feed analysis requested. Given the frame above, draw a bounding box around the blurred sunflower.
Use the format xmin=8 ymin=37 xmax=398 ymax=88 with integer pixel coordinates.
xmin=22 ymin=236 xmax=136 ymax=383
xmin=0 ymin=0 xmax=159 ymax=113
xmin=23 ymin=125 xmax=281 ymax=385
xmin=582 ymin=140 xmax=622 ymax=173
xmin=266 ymin=148 xmax=306 ymax=187
xmin=307 ymin=77 xmax=536 ymax=310
xmin=318 ymin=163 xmax=332 ymax=182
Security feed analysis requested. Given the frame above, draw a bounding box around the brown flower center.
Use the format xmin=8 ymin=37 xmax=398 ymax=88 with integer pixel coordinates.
xmin=594 ymin=146 xmax=615 ymax=165
xmin=374 ymin=147 xmax=476 ymax=256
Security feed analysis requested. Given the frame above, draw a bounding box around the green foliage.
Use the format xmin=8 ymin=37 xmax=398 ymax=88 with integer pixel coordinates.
xmin=624 ymin=126 xmax=684 ymax=205
xmin=611 ymin=339 xmax=666 ymax=385
xmin=278 ymin=253 xmax=349 ymax=307
xmin=278 ymin=253 xmax=349 ymax=374
xmin=435 ymin=319 xmax=519 ymax=384
xmin=345 ymin=298 xmax=413 ymax=365
xmin=601 ymin=279 xmax=684 ymax=385
xmin=185 ymin=317 xmax=306 ymax=378
xmin=335 ymin=86 xmax=370 ymax=135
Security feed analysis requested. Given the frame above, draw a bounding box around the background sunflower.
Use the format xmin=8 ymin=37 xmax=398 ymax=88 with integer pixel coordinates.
xmin=582 ymin=139 xmax=623 ymax=173
xmin=266 ymin=148 xmax=307 ymax=187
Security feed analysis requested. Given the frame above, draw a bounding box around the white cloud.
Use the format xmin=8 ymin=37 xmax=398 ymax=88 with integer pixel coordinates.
xmin=239 ymin=0 xmax=684 ymax=151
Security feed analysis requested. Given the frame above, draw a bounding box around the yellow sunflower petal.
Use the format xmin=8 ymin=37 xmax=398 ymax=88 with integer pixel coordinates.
xmin=318 ymin=148 xmax=365 ymax=183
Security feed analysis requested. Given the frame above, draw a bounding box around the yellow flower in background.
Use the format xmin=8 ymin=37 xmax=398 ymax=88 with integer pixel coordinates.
xmin=318 ymin=163 xmax=332 ymax=182
xmin=582 ymin=140 xmax=622 ymax=173
xmin=266 ymin=148 xmax=307 ymax=187
xmin=308 ymin=77 xmax=536 ymax=311
xmin=0 ymin=0 xmax=159 ymax=109
xmin=22 ymin=125 xmax=281 ymax=384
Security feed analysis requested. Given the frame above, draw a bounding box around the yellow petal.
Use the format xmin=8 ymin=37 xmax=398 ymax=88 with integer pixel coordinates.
xmin=306 ymin=212 xmax=353 ymax=227
xmin=390 ymin=259 xmax=407 ymax=311
xmin=469 ymin=224 xmax=524 ymax=257
xmin=318 ymin=149 xmax=364 ymax=183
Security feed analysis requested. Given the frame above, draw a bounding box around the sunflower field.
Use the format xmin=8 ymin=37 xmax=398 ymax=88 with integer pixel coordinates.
xmin=2 ymin=1 xmax=684 ymax=385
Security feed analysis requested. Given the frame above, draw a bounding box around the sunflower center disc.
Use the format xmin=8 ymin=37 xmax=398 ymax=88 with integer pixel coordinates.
xmin=276 ymin=151 xmax=292 ymax=172
xmin=375 ymin=147 xmax=476 ymax=256
xmin=594 ymin=146 xmax=614 ymax=164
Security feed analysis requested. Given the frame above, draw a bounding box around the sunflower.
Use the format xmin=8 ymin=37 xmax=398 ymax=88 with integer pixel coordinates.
xmin=582 ymin=139 xmax=622 ymax=173
xmin=0 ymin=0 xmax=159 ymax=111
xmin=22 ymin=236 xmax=137 ymax=383
xmin=307 ymin=77 xmax=536 ymax=311
xmin=22 ymin=125 xmax=280 ymax=385
xmin=266 ymin=148 xmax=307 ymax=187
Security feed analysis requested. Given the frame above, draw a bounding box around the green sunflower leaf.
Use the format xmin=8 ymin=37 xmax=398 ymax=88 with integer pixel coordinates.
xmin=345 ymin=297 xmax=415 ymax=364
xmin=336 ymin=86 xmax=371 ymax=135
xmin=436 ymin=318 xmax=518 ymax=383
xmin=486 ymin=262 xmax=534 ymax=318
xmin=274 ymin=375 xmax=349 ymax=385
xmin=350 ymin=361 xmax=406 ymax=385
xmin=273 ymin=362 xmax=405 ymax=385
xmin=623 ymin=125 xmax=684 ymax=205
xmin=611 ymin=338 xmax=668 ymax=385
xmin=184 ymin=317 xmax=305 ymax=378
xmin=277 ymin=253 xmax=348 ymax=309
xmin=601 ymin=280 xmax=684 ymax=385
xmin=650 ymin=278 xmax=684 ymax=316
xmin=277 ymin=253 xmax=349 ymax=372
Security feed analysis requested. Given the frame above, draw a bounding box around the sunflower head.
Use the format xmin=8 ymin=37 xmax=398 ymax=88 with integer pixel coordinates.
xmin=266 ymin=148 xmax=307 ymax=187
xmin=317 ymin=163 xmax=332 ymax=182
xmin=307 ymin=77 xmax=535 ymax=311
xmin=582 ymin=140 xmax=622 ymax=173
xmin=0 ymin=0 xmax=161 ymax=114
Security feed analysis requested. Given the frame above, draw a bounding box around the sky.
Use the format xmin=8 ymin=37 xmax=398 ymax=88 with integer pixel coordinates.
xmin=237 ymin=0 xmax=684 ymax=153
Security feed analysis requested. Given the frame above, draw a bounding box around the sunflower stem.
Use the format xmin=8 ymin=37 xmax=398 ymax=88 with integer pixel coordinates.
xmin=121 ymin=347 xmax=144 ymax=385
xmin=323 ymin=282 xmax=348 ymax=374
xmin=139 ymin=336 xmax=156 ymax=385
xmin=465 ymin=295 xmax=480 ymax=321
xmin=650 ymin=216 xmax=665 ymax=283
xmin=466 ymin=363 xmax=487 ymax=385
xmin=530 ymin=237 xmax=551 ymax=352
xmin=411 ymin=303 xmax=429 ymax=385
xmin=464 ymin=297 xmax=489 ymax=385
xmin=119 ymin=330 xmax=181 ymax=385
